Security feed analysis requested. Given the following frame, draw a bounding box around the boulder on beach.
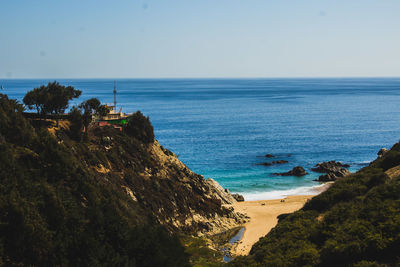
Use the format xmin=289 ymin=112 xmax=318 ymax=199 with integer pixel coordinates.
xmin=273 ymin=166 xmax=308 ymax=177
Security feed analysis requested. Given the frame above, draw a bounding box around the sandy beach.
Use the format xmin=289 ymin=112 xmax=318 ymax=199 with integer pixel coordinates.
xmin=229 ymin=183 xmax=333 ymax=256
xmin=229 ymin=193 xmax=323 ymax=256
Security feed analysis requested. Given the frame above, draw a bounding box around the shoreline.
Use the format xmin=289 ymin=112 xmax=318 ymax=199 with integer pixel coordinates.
xmin=241 ymin=182 xmax=333 ymax=201
xmin=228 ymin=183 xmax=332 ymax=256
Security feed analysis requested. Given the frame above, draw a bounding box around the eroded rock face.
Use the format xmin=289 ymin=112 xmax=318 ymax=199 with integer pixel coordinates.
xmin=71 ymin=126 xmax=245 ymax=236
xmin=274 ymin=166 xmax=308 ymax=176
xmin=312 ymin=161 xmax=350 ymax=182
xmin=206 ymin=178 xmax=237 ymax=205
xmin=142 ymin=142 xmax=246 ymax=235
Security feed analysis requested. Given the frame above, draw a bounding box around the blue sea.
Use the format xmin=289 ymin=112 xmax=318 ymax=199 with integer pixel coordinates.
xmin=3 ymin=78 xmax=400 ymax=200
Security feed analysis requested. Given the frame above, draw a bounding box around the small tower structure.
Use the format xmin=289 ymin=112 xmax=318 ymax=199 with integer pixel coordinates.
xmin=113 ymin=80 xmax=117 ymax=112
xmin=97 ymin=81 xmax=132 ymax=130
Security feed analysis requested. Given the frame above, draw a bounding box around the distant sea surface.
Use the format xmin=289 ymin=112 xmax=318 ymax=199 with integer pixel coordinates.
xmin=3 ymin=78 xmax=400 ymax=200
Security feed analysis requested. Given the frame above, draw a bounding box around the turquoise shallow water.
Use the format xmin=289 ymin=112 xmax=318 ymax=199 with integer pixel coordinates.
xmin=3 ymin=78 xmax=400 ymax=199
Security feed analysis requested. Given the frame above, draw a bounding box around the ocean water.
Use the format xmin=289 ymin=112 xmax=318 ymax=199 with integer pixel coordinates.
xmin=3 ymin=78 xmax=400 ymax=200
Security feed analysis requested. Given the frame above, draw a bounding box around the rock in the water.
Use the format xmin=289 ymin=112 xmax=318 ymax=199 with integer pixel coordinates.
xmin=265 ymin=154 xmax=275 ymax=158
xmin=378 ymin=148 xmax=388 ymax=158
xmin=311 ymin=160 xmax=350 ymax=173
xmin=256 ymin=160 xmax=288 ymax=166
xmin=317 ymin=173 xmax=337 ymax=182
xmin=272 ymin=160 xmax=289 ymax=164
xmin=312 ymin=160 xmax=351 ymax=182
xmin=232 ymin=193 xmax=244 ymax=202
xmin=273 ymin=166 xmax=308 ymax=177
xmin=256 ymin=162 xmax=272 ymax=166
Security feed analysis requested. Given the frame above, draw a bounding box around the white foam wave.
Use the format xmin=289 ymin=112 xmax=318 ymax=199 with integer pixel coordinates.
xmin=241 ymin=184 xmax=329 ymax=201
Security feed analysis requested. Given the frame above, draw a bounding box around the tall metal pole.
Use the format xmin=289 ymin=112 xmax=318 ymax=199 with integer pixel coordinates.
xmin=113 ymin=81 xmax=117 ymax=111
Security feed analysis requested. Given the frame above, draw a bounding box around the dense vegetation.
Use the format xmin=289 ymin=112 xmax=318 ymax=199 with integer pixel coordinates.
xmin=79 ymin=98 xmax=109 ymax=133
xmin=0 ymin=85 xmax=239 ymax=266
xmin=124 ymin=111 xmax=155 ymax=144
xmin=23 ymin=81 xmax=82 ymax=115
xmin=0 ymin=93 xmax=190 ymax=266
xmin=231 ymin=144 xmax=400 ymax=266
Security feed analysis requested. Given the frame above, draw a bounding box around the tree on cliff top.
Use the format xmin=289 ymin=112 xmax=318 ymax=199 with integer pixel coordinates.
xmin=79 ymin=98 xmax=109 ymax=133
xmin=68 ymin=106 xmax=84 ymax=141
xmin=124 ymin=111 xmax=155 ymax=144
xmin=23 ymin=81 xmax=82 ymax=115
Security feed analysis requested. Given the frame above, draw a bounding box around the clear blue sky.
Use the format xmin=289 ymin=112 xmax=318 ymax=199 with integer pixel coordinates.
xmin=1 ymin=0 xmax=399 ymax=78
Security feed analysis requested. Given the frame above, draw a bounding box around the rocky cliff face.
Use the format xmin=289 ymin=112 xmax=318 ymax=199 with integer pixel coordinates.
xmin=60 ymin=125 xmax=244 ymax=236
xmin=205 ymin=178 xmax=238 ymax=205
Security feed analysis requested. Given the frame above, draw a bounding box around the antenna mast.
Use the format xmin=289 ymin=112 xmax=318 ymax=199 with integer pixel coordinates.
xmin=113 ymin=81 xmax=117 ymax=111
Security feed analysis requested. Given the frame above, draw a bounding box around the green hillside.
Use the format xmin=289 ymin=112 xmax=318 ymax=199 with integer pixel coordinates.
xmin=0 ymin=93 xmax=193 ymax=266
xmin=230 ymin=144 xmax=400 ymax=266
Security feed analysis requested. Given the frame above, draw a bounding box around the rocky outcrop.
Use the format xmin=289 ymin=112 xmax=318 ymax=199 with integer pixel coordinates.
xmin=206 ymin=178 xmax=245 ymax=202
xmin=265 ymin=154 xmax=275 ymax=158
xmin=273 ymin=160 xmax=289 ymax=164
xmin=312 ymin=160 xmax=350 ymax=182
xmin=232 ymin=193 xmax=245 ymax=202
xmin=257 ymin=162 xmax=273 ymax=166
xmin=273 ymin=166 xmax=308 ymax=176
xmin=311 ymin=160 xmax=350 ymax=173
xmin=53 ymin=125 xmax=245 ymax=236
xmin=206 ymin=178 xmax=237 ymax=205
xmin=142 ymin=142 xmax=246 ymax=235
xmin=256 ymin=160 xmax=289 ymax=166
xmin=378 ymin=148 xmax=388 ymax=158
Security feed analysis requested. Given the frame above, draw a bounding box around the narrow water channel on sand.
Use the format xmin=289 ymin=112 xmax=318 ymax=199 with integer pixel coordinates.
xmin=223 ymin=227 xmax=245 ymax=262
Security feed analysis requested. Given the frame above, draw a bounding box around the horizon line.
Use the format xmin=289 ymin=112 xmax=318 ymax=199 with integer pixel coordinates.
xmin=1 ymin=76 xmax=400 ymax=80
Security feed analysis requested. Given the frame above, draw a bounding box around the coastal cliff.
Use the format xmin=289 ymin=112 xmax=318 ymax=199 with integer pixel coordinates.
xmin=66 ymin=128 xmax=244 ymax=235
xmin=0 ymin=93 xmax=243 ymax=266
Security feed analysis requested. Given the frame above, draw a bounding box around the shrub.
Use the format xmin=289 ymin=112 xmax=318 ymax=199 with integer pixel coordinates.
xmin=124 ymin=111 xmax=155 ymax=144
xmin=68 ymin=107 xmax=83 ymax=141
